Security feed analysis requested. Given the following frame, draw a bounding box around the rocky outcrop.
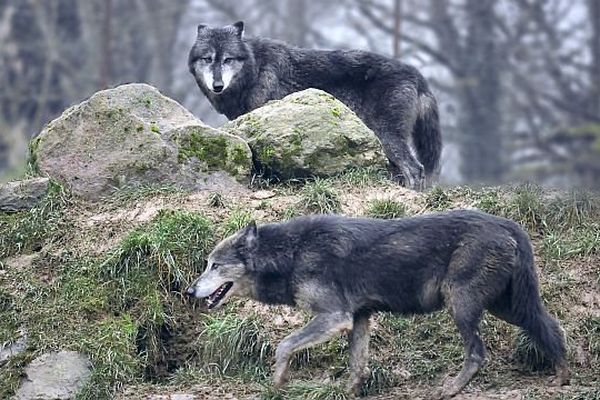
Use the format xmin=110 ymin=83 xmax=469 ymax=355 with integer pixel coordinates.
xmin=30 ymin=84 xmax=252 ymax=200
xmin=223 ymin=89 xmax=388 ymax=180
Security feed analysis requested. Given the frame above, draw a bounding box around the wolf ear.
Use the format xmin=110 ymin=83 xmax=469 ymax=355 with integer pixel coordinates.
xmin=243 ymin=220 xmax=257 ymax=249
xmin=232 ymin=21 xmax=244 ymax=38
xmin=197 ymin=24 xmax=208 ymax=35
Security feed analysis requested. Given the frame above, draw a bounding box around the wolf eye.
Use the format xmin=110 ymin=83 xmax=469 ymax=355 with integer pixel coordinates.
xmin=223 ymin=57 xmax=242 ymax=64
xmin=201 ymin=57 xmax=212 ymax=63
xmin=210 ymin=263 xmax=220 ymax=270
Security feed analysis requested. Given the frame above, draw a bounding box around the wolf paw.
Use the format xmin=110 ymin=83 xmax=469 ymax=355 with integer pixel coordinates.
xmin=346 ymin=367 xmax=370 ymax=397
xmin=273 ymin=369 xmax=289 ymax=389
xmin=431 ymin=388 xmax=452 ymax=400
xmin=547 ymin=374 xmax=570 ymax=387
xmin=431 ymin=377 xmax=461 ymax=400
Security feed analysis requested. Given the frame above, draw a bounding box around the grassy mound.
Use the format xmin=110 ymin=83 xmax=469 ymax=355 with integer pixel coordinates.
xmin=1 ymin=173 xmax=599 ymax=399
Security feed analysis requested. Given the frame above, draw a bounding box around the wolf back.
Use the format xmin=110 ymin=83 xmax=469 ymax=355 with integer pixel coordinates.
xmin=187 ymin=210 xmax=569 ymax=397
xmin=188 ymin=22 xmax=442 ymax=190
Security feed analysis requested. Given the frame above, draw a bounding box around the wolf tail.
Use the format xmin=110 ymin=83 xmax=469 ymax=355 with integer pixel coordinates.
xmin=413 ymin=92 xmax=442 ymax=181
xmin=510 ymin=228 xmax=567 ymax=367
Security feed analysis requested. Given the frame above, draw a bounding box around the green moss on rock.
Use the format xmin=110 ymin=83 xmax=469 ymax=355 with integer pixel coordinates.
xmin=176 ymin=128 xmax=251 ymax=179
xmin=222 ymin=88 xmax=387 ymax=181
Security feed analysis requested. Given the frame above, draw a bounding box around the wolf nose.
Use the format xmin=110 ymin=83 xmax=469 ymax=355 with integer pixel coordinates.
xmin=186 ymin=287 xmax=195 ymax=297
xmin=212 ymin=82 xmax=224 ymax=92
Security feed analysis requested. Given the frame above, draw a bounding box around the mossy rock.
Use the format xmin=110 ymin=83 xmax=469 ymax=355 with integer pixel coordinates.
xmin=223 ymin=89 xmax=388 ymax=180
xmin=169 ymin=126 xmax=251 ymax=179
xmin=30 ymin=83 xmax=252 ymax=200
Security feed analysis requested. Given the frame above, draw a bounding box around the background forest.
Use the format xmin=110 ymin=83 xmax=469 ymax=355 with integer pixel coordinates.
xmin=1 ymin=0 xmax=599 ymax=187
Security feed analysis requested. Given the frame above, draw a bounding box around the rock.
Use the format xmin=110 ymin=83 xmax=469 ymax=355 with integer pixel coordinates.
xmin=15 ymin=350 xmax=92 ymax=400
xmin=149 ymin=395 xmax=198 ymax=400
xmin=223 ymin=89 xmax=388 ymax=180
xmin=0 ymin=328 xmax=28 ymax=365
xmin=250 ymin=190 xmax=276 ymax=200
xmin=30 ymin=83 xmax=252 ymax=200
xmin=0 ymin=178 xmax=50 ymax=212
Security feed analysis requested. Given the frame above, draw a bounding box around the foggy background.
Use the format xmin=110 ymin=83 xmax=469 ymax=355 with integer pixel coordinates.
xmin=0 ymin=0 xmax=598 ymax=188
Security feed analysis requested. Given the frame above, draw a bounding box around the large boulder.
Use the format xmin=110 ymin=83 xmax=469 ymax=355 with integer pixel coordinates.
xmin=15 ymin=351 xmax=91 ymax=400
xmin=30 ymin=84 xmax=252 ymax=200
xmin=223 ymin=89 xmax=388 ymax=180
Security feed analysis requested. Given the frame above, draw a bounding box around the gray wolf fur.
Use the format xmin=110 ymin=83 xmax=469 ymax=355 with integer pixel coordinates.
xmin=188 ymin=22 xmax=442 ymax=190
xmin=186 ymin=210 xmax=569 ymax=398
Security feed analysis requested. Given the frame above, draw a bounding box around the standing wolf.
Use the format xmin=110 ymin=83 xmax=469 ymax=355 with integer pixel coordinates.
xmin=186 ymin=210 xmax=569 ymax=398
xmin=188 ymin=22 xmax=441 ymax=190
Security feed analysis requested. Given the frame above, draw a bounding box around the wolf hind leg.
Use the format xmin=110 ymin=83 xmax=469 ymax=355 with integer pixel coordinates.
xmin=383 ymin=140 xmax=425 ymax=191
xmin=273 ymin=312 xmax=353 ymax=389
xmin=436 ymin=291 xmax=486 ymax=399
xmin=347 ymin=312 xmax=371 ymax=396
xmin=372 ymin=86 xmax=425 ymax=190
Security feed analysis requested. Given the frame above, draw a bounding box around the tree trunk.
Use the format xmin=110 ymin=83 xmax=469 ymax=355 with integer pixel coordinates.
xmin=458 ymin=0 xmax=503 ymax=183
xmin=589 ymin=0 xmax=600 ymax=115
xmin=100 ymin=0 xmax=112 ymax=88
xmin=393 ymin=0 xmax=402 ymax=58
xmin=285 ymin=0 xmax=308 ymax=47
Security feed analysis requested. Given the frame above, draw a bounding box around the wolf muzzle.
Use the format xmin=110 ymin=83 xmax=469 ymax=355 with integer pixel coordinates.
xmin=212 ymin=81 xmax=224 ymax=93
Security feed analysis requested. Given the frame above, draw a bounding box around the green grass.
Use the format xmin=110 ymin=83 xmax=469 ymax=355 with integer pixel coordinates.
xmin=101 ymin=209 xmax=214 ymax=297
xmin=505 ymin=183 xmax=546 ymax=233
xmin=207 ymin=192 xmax=227 ymax=208
xmin=269 ymin=381 xmax=349 ymax=400
xmin=298 ymin=179 xmax=341 ymax=214
xmin=545 ymin=189 xmax=599 ymax=228
xmin=276 ymin=204 xmax=301 ymax=220
xmin=336 ymin=167 xmax=389 ymax=188
xmin=541 ymin=224 xmax=600 ymax=261
xmin=0 ymin=289 xmax=20 ymax=344
xmin=0 ymin=208 xmax=216 ymax=399
xmin=222 ymin=208 xmax=254 ymax=237
xmin=366 ymin=198 xmax=407 ymax=219
xmin=360 ymin=360 xmax=400 ymax=396
xmin=2 ymin=182 xmax=600 ymax=399
xmin=473 ymin=188 xmax=506 ymax=215
xmin=375 ymin=312 xmax=463 ymax=382
xmin=190 ymin=313 xmax=271 ymax=378
xmin=424 ymin=186 xmax=452 ymax=210
xmin=0 ymin=180 xmax=71 ymax=258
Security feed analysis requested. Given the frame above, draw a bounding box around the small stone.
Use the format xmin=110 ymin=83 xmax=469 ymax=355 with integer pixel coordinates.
xmin=171 ymin=394 xmax=198 ymax=400
xmin=251 ymin=190 xmax=276 ymax=200
xmin=0 ymin=178 xmax=50 ymax=212
xmin=15 ymin=350 xmax=92 ymax=400
xmin=0 ymin=328 xmax=28 ymax=365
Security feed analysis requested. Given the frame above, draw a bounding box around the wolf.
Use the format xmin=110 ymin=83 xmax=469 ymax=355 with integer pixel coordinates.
xmin=188 ymin=22 xmax=442 ymax=190
xmin=186 ymin=210 xmax=569 ymax=398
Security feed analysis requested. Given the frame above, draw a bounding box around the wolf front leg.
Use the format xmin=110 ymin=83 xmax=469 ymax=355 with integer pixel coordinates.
xmin=273 ymin=312 xmax=353 ymax=389
xmin=347 ymin=313 xmax=371 ymax=396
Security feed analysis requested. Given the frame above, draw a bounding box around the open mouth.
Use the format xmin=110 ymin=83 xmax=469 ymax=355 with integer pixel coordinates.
xmin=206 ymin=282 xmax=233 ymax=309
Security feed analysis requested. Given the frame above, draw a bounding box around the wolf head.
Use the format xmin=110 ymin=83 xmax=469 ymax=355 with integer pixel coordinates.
xmin=186 ymin=220 xmax=258 ymax=309
xmin=188 ymin=21 xmax=251 ymax=95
